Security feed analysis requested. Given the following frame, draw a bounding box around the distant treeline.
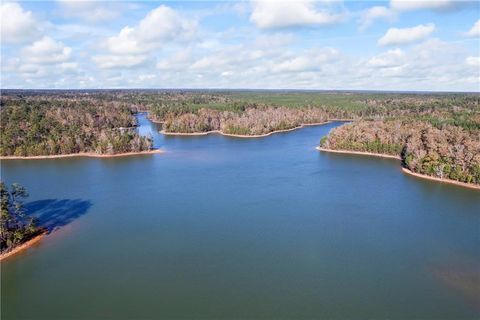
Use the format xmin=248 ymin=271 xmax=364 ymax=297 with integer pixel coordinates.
xmin=321 ymin=120 xmax=480 ymax=185
xmin=1 ymin=90 xmax=479 ymax=157
xmin=144 ymin=92 xmax=479 ymax=135
xmin=0 ymin=96 xmax=152 ymax=157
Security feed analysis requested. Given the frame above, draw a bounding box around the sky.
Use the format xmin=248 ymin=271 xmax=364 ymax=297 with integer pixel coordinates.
xmin=0 ymin=0 xmax=479 ymax=91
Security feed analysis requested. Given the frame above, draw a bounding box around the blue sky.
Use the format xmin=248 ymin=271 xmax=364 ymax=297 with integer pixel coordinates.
xmin=1 ymin=0 xmax=479 ymax=91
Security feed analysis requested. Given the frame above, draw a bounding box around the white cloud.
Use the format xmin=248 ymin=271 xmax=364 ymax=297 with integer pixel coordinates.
xmin=359 ymin=6 xmax=396 ymax=31
xmin=4 ymin=34 xmax=478 ymax=91
xmin=54 ymin=24 xmax=113 ymax=42
xmin=253 ymin=33 xmax=294 ymax=48
xmin=360 ymin=0 xmax=464 ymax=29
xmin=136 ymin=5 xmax=196 ymax=43
xmin=1 ymin=57 xmax=21 ymax=73
xmin=93 ymin=5 xmax=196 ymax=70
xmin=250 ymin=0 xmax=344 ymax=29
xmin=2 ymin=35 xmax=84 ymax=87
xmin=465 ymin=19 xmax=480 ymax=37
xmin=378 ymin=23 xmax=435 ymax=46
xmin=0 ymin=2 xmax=43 ymax=44
xmin=367 ymin=49 xmax=405 ymax=68
xmin=190 ymin=53 xmax=235 ymax=70
xmin=272 ymin=48 xmax=340 ymax=72
xmin=466 ymin=56 xmax=480 ymax=67
xmin=60 ymin=62 xmax=79 ymax=71
xmin=57 ymin=0 xmax=122 ymax=23
xmin=105 ymin=27 xmax=144 ymax=55
xmin=157 ymin=48 xmax=193 ymax=71
xmin=1 ymin=1 xmax=477 ymax=91
xmin=357 ymin=38 xmax=476 ymax=90
xmin=187 ymin=34 xmax=291 ymax=74
xmin=101 ymin=5 xmax=196 ymax=56
xmin=390 ymin=0 xmax=457 ymax=11
xmin=92 ymin=54 xmax=149 ymax=69
xmin=153 ymin=33 xmax=350 ymax=89
xmin=22 ymin=37 xmax=72 ymax=64
xmin=138 ymin=74 xmax=157 ymax=81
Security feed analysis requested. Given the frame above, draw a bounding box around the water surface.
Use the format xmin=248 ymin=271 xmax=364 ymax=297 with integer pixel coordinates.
xmin=2 ymin=114 xmax=479 ymax=319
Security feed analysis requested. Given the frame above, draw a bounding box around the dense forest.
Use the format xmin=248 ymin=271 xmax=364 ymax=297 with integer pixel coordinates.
xmin=143 ymin=93 xmax=477 ymax=133
xmin=1 ymin=182 xmax=42 ymax=253
xmin=0 ymin=94 xmax=153 ymax=156
xmin=321 ymin=120 xmax=480 ymax=185
xmin=162 ymin=106 xmax=330 ymax=135
xmin=1 ymin=90 xmax=479 ymax=185
xmin=136 ymin=91 xmax=480 ymax=136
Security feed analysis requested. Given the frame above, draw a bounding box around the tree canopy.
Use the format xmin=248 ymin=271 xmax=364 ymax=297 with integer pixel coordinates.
xmin=1 ymin=182 xmax=42 ymax=253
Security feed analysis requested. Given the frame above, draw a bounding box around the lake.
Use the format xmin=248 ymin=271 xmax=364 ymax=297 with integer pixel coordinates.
xmin=1 ymin=113 xmax=479 ymax=319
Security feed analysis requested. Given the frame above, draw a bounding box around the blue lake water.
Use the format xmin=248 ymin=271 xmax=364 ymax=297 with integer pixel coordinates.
xmin=1 ymin=113 xmax=479 ymax=319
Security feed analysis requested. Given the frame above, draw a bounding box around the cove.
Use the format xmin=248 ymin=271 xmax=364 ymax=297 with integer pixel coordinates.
xmin=1 ymin=113 xmax=479 ymax=319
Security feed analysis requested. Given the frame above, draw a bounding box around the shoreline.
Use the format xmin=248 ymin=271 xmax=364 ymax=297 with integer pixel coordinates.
xmin=0 ymin=149 xmax=163 ymax=160
xmin=401 ymin=167 xmax=480 ymax=190
xmin=147 ymin=117 xmax=164 ymax=124
xmin=161 ymin=121 xmax=332 ymax=138
xmin=316 ymin=147 xmax=401 ymax=160
xmin=326 ymin=118 xmax=354 ymax=122
xmin=317 ymin=147 xmax=480 ymax=190
xmin=0 ymin=232 xmax=46 ymax=261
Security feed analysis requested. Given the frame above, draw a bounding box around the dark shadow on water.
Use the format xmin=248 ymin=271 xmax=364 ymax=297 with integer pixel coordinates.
xmin=24 ymin=199 xmax=92 ymax=232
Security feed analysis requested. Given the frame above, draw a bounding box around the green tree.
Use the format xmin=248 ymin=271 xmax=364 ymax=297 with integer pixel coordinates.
xmin=0 ymin=182 xmax=40 ymax=253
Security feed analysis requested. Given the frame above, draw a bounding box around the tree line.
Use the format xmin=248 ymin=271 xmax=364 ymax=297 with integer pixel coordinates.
xmin=1 ymin=96 xmax=153 ymax=156
xmin=321 ymin=119 xmax=480 ymax=185
xmin=162 ymin=106 xmax=330 ymax=135
xmin=1 ymin=90 xmax=478 ymax=156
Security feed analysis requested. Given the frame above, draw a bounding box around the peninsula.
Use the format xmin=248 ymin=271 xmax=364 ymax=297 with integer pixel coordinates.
xmin=318 ymin=119 xmax=480 ymax=189
xmin=0 ymin=182 xmax=45 ymax=261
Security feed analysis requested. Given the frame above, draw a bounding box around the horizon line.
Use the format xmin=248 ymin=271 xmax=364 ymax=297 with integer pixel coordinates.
xmin=1 ymin=88 xmax=479 ymax=94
